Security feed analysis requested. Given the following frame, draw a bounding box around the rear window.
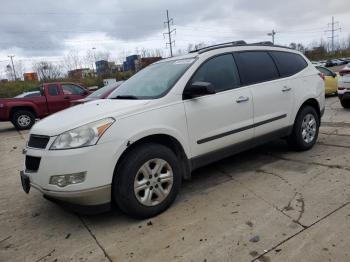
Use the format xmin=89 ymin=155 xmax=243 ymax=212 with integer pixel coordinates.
xmin=234 ymin=51 xmax=279 ymax=85
xmin=270 ymin=51 xmax=308 ymax=77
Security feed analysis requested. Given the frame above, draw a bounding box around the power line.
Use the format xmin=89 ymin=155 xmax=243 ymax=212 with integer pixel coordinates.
xmin=163 ymin=10 xmax=176 ymax=57
xmin=325 ymin=16 xmax=341 ymax=53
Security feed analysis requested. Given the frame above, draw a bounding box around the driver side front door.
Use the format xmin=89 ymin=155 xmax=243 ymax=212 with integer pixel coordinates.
xmin=183 ymin=54 xmax=254 ymax=166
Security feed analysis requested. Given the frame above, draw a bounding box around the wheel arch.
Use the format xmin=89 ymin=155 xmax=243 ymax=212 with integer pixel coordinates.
xmin=299 ymin=98 xmax=321 ymax=120
xmin=9 ymin=106 xmax=37 ymax=119
xmin=113 ymin=133 xmax=192 ymax=184
xmin=293 ymin=98 xmax=321 ymax=125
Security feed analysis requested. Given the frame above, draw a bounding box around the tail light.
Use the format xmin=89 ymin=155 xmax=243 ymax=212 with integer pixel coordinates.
xmin=318 ymin=72 xmax=325 ymax=80
xmin=339 ymin=70 xmax=350 ymax=76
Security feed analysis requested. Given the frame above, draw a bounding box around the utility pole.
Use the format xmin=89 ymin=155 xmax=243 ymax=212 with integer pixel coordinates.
xmin=267 ymin=29 xmax=276 ymax=44
xmin=163 ymin=10 xmax=176 ymax=57
xmin=325 ymin=16 xmax=341 ymax=53
xmin=8 ymin=55 xmax=16 ymax=80
xmin=92 ymin=47 xmax=97 ymax=75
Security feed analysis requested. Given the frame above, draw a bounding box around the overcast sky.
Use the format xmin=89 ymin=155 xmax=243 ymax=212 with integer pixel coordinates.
xmin=0 ymin=0 xmax=350 ymax=75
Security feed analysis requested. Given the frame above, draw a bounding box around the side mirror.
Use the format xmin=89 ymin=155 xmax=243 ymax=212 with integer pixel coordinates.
xmin=183 ymin=81 xmax=216 ymax=99
xmin=333 ymin=73 xmax=337 ymax=78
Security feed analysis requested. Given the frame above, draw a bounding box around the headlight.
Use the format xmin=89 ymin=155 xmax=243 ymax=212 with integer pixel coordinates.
xmin=50 ymin=118 xmax=115 ymax=150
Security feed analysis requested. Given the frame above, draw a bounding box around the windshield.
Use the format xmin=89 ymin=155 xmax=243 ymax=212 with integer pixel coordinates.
xmin=87 ymin=83 xmax=121 ymax=98
xmin=108 ymin=59 xmax=195 ymax=99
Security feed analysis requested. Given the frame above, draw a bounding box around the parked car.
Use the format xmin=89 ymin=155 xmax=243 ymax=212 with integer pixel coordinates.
xmin=70 ymin=81 xmax=124 ymax=106
xmin=325 ymin=59 xmax=342 ymax=67
xmin=20 ymin=42 xmax=324 ymax=218
xmin=316 ymin=66 xmax=338 ymax=95
xmin=337 ymin=63 xmax=350 ymax=108
xmin=15 ymin=91 xmax=41 ymax=98
xmin=0 ymin=82 xmax=90 ymax=129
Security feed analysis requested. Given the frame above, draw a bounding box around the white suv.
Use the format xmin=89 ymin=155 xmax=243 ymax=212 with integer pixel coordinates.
xmin=20 ymin=42 xmax=325 ymax=218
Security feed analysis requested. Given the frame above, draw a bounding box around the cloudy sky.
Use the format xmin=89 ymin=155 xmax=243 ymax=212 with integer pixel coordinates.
xmin=0 ymin=0 xmax=349 ymax=76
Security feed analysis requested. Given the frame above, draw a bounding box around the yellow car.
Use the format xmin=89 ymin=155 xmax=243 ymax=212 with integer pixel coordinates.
xmin=316 ymin=66 xmax=338 ymax=95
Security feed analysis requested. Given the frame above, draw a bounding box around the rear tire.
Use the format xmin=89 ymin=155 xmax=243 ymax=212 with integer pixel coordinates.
xmin=287 ymin=106 xmax=320 ymax=151
xmin=11 ymin=110 xmax=35 ymax=130
xmin=340 ymin=99 xmax=350 ymax=109
xmin=113 ymin=143 xmax=182 ymax=219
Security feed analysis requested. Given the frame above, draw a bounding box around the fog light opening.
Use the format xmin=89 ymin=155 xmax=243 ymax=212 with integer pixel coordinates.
xmin=49 ymin=172 xmax=86 ymax=187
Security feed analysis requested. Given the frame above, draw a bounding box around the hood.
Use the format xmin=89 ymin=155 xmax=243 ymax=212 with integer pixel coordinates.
xmin=31 ymin=99 xmax=151 ymax=136
xmin=70 ymin=97 xmax=96 ymax=106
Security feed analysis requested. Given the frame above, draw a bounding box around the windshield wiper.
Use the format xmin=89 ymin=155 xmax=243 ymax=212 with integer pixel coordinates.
xmin=113 ymin=95 xmax=138 ymax=100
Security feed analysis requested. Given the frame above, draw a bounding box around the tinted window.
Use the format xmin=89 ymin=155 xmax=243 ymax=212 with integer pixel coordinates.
xmin=190 ymin=54 xmax=240 ymax=92
xmin=270 ymin=51 xmax=308 ymax=77
xmin=62 ymin=84 xmax=85 ymax=95
xmin=316 ymin=66 xmax=333 ymax=77
xmin=48 ymin=84 xmax=59 ymax=96
xmin=234 ymin=51 xmax=279 ymax=85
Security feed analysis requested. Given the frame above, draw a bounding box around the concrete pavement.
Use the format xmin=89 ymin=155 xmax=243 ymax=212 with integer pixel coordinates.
xmin=0 ymin=96 xmax=349 ymax=262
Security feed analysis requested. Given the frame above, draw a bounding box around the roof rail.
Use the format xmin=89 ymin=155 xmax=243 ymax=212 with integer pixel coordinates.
xmin=189 ymin=40 xmax=247 ymax=54
xmin=251 ymin=41 xmax=274 ymax=45
xmin=190 ymin=40 xmax=291 ymax=54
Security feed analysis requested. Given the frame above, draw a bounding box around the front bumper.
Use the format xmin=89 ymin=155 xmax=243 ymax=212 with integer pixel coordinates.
xmin=21 ymin=136 xmax=127 ymax=210
xmin=31 ymin=182 xmax=112 ymax=206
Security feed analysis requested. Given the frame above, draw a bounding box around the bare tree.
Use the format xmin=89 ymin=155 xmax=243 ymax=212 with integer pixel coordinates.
xmin=14 ymin=61 xmax=25 ymax=80
xmin=33 ymin=61 xmax=62 ymax=81
xmin=84 ymin=50 xmax=96 ymax=70
xmin=95 ymin=51 xmax=110 ymax=61
xmin=289 ymin=42 xmax=297 ymax=49
xmin=63 ymin=50 xmax=82 ymax=71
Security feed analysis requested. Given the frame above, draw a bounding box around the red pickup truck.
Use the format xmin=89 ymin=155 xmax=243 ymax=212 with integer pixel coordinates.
xmin=0 ymin=82 xmax=90 ymax=130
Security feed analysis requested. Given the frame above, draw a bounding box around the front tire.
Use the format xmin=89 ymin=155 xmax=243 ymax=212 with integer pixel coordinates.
xmin=11 ymin=110 xmax=35 ymax=130
xmin=287 ymin=106 xmax=320 ymax=151
xmin=113 ymin=143 xmax=182 ymax=219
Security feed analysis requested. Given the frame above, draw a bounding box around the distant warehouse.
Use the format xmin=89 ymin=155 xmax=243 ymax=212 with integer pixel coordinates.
xmin=23 ymin=72 xmax=38 ymax=81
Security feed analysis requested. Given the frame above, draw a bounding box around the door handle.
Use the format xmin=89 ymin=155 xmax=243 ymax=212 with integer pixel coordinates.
xmin=282 ymin=86 xmax=292 ymax=92
xmin=236 ymin=96 xmax=249 ymax=103
xmin=64 ymin=96 xmax=70 ymax=99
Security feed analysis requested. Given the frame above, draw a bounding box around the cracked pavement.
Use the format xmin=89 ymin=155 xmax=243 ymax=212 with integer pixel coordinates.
xmin=1 ymin=96 xmax=350 ymax=262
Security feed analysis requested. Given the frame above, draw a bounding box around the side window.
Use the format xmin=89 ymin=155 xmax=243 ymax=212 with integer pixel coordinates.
xmin=25 ymin=92 xmax=40 ymax=98
xmin=316 ymin=66 xmax=333 ymax=77
xmin=48 ymin=84 xmax=59 ymax=96
xmin=190 ymin=54 xmax=240 ymax=92
xmin=62 ymin=84 xmax=85 ymax=95
xmin=234 ymin=51 xmax=279 ymax=85
xmin=270 ymin=51 xmax=308 ymax=77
